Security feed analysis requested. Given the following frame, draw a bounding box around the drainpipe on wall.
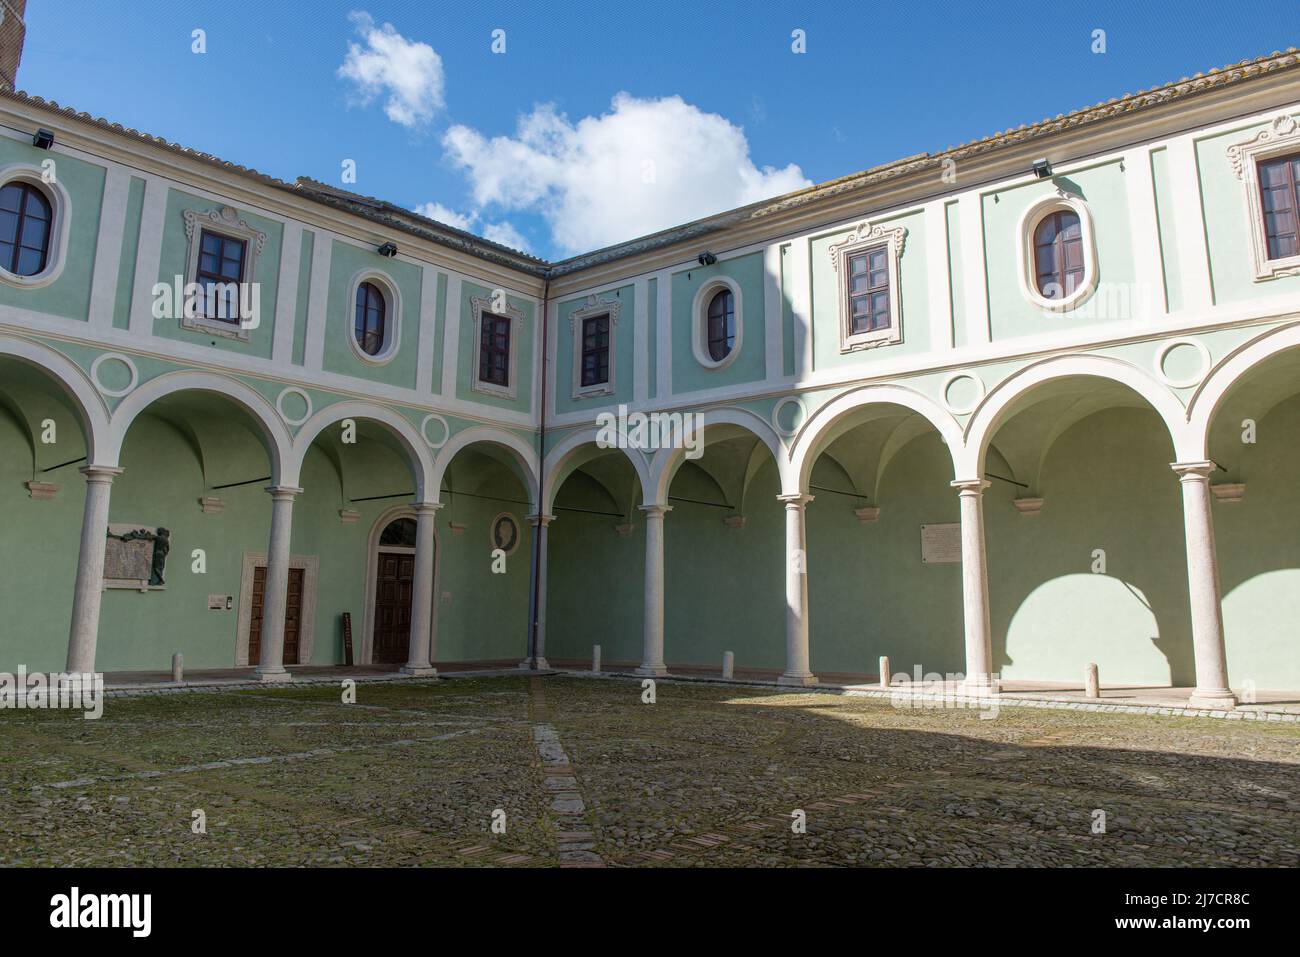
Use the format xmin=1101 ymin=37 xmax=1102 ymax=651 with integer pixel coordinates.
xmin=525 ymin=277 xmax=550 ymax=668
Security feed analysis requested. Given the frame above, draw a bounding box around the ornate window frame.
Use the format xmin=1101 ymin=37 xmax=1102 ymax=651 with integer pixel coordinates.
xmin=691 ymin=275 xmax=744 ymax=370
xmin=1016 ymin=191 xmax=1098 ymax=312
xmin=829 ymin=221 xmax=906 ymax=351
xmin=471 ymin=295 xmax=523 ymax=400
xmin=346 ymin=268 xmax=402 ymax=365
xmin=568 ymin=293 xmax=621 ymax=398
xmin=1228 ymin=113 xmax=1300 ymax=281
xmin=0 ymin=164 xmax=72 ymax=290
xmin=181 ymin=205 xmax=267 ymax=341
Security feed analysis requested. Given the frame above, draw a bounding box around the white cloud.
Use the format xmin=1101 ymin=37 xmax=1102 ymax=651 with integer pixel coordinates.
xmin=338 ymin=11 xmax=444 ymax=127
xmin=412 ymin=202 xmax=530 ymax=253
xmin=442 ymin=93 xmax=809 ymax=255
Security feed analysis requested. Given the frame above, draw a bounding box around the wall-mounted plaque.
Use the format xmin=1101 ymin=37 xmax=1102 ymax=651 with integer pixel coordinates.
xmin=920 ymin=522 xmax=962 ymax=564
xmin=104 ymin=524 xmax=171 ymax=589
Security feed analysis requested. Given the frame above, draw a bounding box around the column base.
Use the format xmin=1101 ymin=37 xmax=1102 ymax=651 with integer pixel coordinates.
xmin=634 ymin=664 xmax=668 ymax=676
xmin=400 ymin=665 xmax=439 ymax=677
xmin=1187 ymin=689 xmax=1237 ymax=710
xmin=254 ymin=668 xmax=292 ymax=683
xmin=778 ymin=671 xmax=818 ymax=687
xmin=961 ymin=678 xmax=1000 ymax=697
xmin=518 ymin=657 xmax=550 ymax=671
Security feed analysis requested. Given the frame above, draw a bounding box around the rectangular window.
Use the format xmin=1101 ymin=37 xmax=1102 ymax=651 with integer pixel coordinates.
xmin=846 ymin=247 xmax=891 ymax=335
xmin=1258 ymin=154 xmax=1300 ymax=261
xmin=196 ymin=228 xmax=247 ymax=322
xmin=479 ymin=313 xmax=511 ymax=387
xmin=580 ymin=314 xmax=610 ymax=387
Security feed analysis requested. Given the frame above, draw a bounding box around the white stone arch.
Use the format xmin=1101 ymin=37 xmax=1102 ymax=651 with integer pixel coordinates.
xmin=0 ymin=334 xmax=110 ymax=464
xmin=788 ymin=383 xmax=963 ymax=494
xmin=1186 ymin=321 xmax=1300 ymax=459
xmin=428 ymin=424 xmax=540 ymax=511
xmin=289 ymin=400 xmax=434 ymax=500
xmin=542 ymin=426 xmax=652 ymax=515
xmin=107 ymin=370 xmax=292 ymax=482
xmin=959 ymin=354 xmax=1194 ymax=478
xmin=647 ymin=405 xmax=786 ymax=506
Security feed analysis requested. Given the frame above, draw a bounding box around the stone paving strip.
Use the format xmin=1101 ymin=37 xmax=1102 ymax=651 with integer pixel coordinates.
xmin=28 ymin=728 xmax=483 ymax=791
xmin=528 ymin=677 xmax=604 ymax=868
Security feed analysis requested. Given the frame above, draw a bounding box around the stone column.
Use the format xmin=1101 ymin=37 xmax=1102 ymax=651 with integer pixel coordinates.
xmin=66 ymin=465 xmax=122 ymax=674
xmin=1172 ymin=461 xmax=1236 ymax=709
xmin=636 ymin=504 xmax=671 ymax=676
xmin=777 ymin=493 xmax=817 ymax=686
xmin=520 ymin=513 xmax=553 ymax=670
xmin=255 ymin=485 xmax=300 ymax=682
xmin=953 ymin=478 xmax=997 ymax=695
xmin=402 ymin=502 xmax=440 ymax=676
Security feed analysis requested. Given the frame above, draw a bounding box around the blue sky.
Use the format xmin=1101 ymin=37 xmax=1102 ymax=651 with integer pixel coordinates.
xmin=21 ymin=1 xmax=1300 ymax=260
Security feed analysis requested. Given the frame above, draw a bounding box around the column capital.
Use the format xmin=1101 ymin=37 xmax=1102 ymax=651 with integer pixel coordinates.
xmin=80 ymin=465 xmax=123 ymax=482
xmin=1171 ymin=460 xmax=1216 ymax=480
xmin=777 ymin=492 xmax=814 ymax=508
xmin=265 ymin=485 xmax=303 ymax=500
xmin=951 ymin=477 xmax=991 ymax=494
xmin=638 ymin=503 xmax=672 ymax=517
xmin=526 ymin=512 xmax=555 ymax=527
xmin=412 ymin=501 xmax=443 ymax=514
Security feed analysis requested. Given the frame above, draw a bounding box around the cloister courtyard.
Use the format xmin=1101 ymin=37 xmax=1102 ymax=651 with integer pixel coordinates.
xmin=1 ymin=673 xmax=1296 ymax=868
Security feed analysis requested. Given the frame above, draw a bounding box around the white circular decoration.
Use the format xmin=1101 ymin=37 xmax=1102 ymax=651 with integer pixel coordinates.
xmin=275 ymin=387 xmax=313 ymax=426
xmin=421 ymin=413 xmax=450 ymax=449
xmin=1153 ymin=338 xmax=1211 ymax=389
xmin=941 ymin=371 xmax=986 ymax=415
xmin=771 ymin=396 xmax=807 ymax=438
xmin=89 ymin=353 xmax=138 ymax=397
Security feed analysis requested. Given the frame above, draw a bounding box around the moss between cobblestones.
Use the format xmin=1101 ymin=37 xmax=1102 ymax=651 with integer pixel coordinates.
xmin=0 ymin=675 xmax=1295 ymax=867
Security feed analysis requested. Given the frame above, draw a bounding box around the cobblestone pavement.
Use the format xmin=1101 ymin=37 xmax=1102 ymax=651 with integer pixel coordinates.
xmin=1 ymin=675 xmax=1296 ymax=867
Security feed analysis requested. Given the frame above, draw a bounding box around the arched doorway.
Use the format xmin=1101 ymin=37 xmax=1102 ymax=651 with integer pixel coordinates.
xmin=364 ymin=510 xmax=437 ymax=665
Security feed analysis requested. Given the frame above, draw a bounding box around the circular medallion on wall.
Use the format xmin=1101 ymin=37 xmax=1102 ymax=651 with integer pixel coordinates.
xmin=421 ymin=412 xmax=450 ymax=449
xmin=89 ymin=353 xmax=139 ymax=398
xmin=275 ymin=387 xmax=313 ymax=426
xmin=941 ymin=371 xmax=986 ymax=416
xmin=1153 ymin=338 xmax=1211 ymax=389
xmin=490 ymin=511 xmax=521 ymax=556
xmin=771 ymin=396 xmax=807 ymax=439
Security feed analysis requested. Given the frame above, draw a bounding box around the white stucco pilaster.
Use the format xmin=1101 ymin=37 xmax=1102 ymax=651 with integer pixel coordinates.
xmin=1167 ymin=135 xmax=1214 ymax=312
xmin=270 ymin=220 xmax=304 ymax=364
xmin=127 ymin=177 xmax=167 ymax=338
xmin=88 ymin=168 xmax=131 ymax=330
xmin=957 ymin=193 xmax=991 ymax=346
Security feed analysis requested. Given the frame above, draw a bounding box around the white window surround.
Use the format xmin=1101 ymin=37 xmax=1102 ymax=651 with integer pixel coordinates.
xmin=0 ymin=164 xmax=72 ymax=291
xmin=829 ymin=221 xmax=907 ymax=351
xmin=568 ymin=293 xmax=621 ymax=399
xmin=181 ymin=204 xmax=268 ymax=341
xmin=1016 ymin=191 xmax=1099 ymax=312
xmin=471 ymin=295 xmax=523 ymax=400
xmin=346 ymin=268 xmax=402 ymax=365
xmin=691 ymin=275 xmax=744 ymax=370
xmin=1228 ymin=113 xmax=1300 ymax=281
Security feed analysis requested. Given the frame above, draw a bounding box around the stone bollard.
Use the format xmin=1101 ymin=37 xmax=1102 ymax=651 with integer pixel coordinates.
xmin=879 ymin=655 xmax=891 ymax=689
xmin=172 ymin=652 xmax=183 ymax=683
xmin=1085 ymin=662 xmax=1100 ymax=699
xmin=722 ymin=651 xmax=734 ymax=680
xmin=592 ymin=644 xmax=601 ymax=674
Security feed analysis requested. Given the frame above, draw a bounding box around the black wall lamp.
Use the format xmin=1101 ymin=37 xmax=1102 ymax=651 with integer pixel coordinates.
xmin=1031 ymin=158 xmax=1052 ymax=179
xmin=697 ymin=250 xmax=717 ymax=266
xmin=32 ymin=128 xmax=55 ymax=150
xmin=377 ymin=241 xmax=398 ymax=258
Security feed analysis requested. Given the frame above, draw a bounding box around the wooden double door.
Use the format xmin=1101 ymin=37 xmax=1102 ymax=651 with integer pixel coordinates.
xmin=372 ymin=550 xmax=416 ymax=664
xmin=248 ymin=566 xmax=304 ymax=665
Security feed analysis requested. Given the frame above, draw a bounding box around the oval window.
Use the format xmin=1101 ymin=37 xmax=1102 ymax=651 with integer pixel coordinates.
xmin=0 ymin=181 xmax=53 ymax=277
xmin=706 ymin=288 xmax=735 ymax=361
xmin=1032 ymin=209 xmax=1084 ymax=300
xmin=354 ymin=280 xmax=386 ymax=356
